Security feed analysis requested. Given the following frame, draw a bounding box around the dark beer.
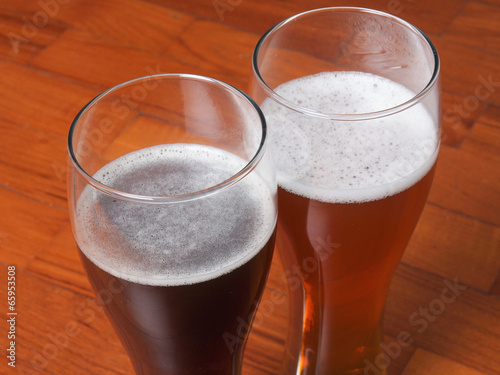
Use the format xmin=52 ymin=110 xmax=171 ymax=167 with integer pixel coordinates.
xmin=74 ymin=144 xmax=277 ymax=375
xmin=262 ymin=71 xmax=439 ymax=374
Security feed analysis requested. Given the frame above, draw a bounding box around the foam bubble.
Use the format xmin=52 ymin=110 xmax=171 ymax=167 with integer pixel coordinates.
xmin=261 ymin=71 xmax=438 ymax=203
xmin=76 ymin=144 xmax=276 ymax=286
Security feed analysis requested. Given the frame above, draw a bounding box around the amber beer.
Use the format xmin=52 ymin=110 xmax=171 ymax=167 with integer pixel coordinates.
xmin=277 ymin=167 xmax=435 ymax=374
xmin=261 ymin=71 xmax=439 ymax=374
xmin=73 ymin=143 xmax=277 ymax=375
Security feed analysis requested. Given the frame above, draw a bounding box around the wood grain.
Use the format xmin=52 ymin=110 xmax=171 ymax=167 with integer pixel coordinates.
xmin=401 ymin=349 xmax=490 ymax=375
xmin=1 ymin=1 xmax=499 ymax=374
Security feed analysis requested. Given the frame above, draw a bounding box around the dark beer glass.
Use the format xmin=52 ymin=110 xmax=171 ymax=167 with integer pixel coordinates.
xmin=250 ymin=8 xmax=440 ymax=375
xmin=67 ymin=74 xmax=277 ymax=375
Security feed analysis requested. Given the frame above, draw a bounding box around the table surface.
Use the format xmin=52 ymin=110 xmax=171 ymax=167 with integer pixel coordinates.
xmin=1 ymin=0 xmax=499 ymax=374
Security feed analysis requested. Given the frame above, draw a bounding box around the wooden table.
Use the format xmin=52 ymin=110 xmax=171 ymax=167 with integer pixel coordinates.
xmin=1 ymin=0 xmax=499 ymax=374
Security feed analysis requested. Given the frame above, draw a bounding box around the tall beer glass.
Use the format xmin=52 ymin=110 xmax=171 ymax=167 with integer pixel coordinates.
xmin=250 ymin=8 xmax=440 ymax=375
xmin=67 ymin=74 xmax=277 ymax=375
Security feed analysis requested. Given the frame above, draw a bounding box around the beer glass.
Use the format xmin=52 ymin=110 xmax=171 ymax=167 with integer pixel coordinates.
xmin=67 ymin=74 xmax=277 ymax=375
xmin=250 ymin=8 xmax=440 ymax=375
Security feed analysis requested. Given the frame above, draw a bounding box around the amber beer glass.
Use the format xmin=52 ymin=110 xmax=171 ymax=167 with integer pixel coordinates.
xmin=67 ymin=74 xmax=277 ymax=375
xmin=250 ymin=8 xmax=440 ymax=375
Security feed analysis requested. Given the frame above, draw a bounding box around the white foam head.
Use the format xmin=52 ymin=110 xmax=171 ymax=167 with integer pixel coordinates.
xmin=261 ymin=71 xmax=439 ymax=203
xmin=76 ymin=144 xmax=276 ymax=286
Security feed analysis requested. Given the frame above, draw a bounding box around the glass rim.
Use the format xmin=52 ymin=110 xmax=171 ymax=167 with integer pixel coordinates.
xmin=68 ymin=73 xmax=268 ymax=204
xmin=252 ymin=6 xmax=441 ymax=121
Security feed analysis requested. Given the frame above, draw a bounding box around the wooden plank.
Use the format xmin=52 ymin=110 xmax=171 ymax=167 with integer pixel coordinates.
xmin=29 ymin=28 xmax=193 ymax=90
xmin=385 ymin=335 xmax=417 ymax=375
xmin=0 ymin=5 xmax=68 ymax=64
xmin=385 ymin=263 xmax=500 ymax=374
xmin=154 ymin=0 xmax=465 ymax=36
xmin=429 ymin=143 xmax=500 ymax=226
xmin=490 ymin=272 xmax=500 ymax=298
xmin=0 ymin=60 xmax=99 ymax=139
xmin=47 ymin=0 xmax=194 ymax=54
xmin=444 ymin=1 xmax=500 ymax=54
xmin=0 ymin=118 xmax=68 ymax=208
xmin=402 ymin=349 xmax=490 ymax=375
xmin=0 ymin=188 xmax=67 ymax=268
xmin=163 ymin=19 xmax=260 ymax=90
xmin=25 ymin=223 xmax=93 ymax=297
xmin=0 ymin=264 xmax=133 ymax=374
xmin=432 ymin=37 xmax=500 ymax=107
xmin=461 ymin=105 xmax=500 ymax=158
xmin=402 ymin=203 xmax=500 ymax=292
xmin=479 ymin=0 xmax=500 ymax=5
xmin=441 ymin=90 xmax=486 ymax=148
